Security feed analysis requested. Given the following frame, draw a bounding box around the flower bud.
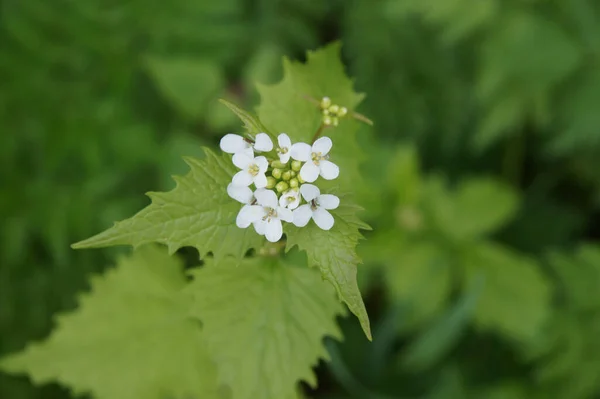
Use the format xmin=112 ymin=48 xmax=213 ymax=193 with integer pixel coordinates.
xmin=332 ymin=117 xmax=339 ymax=127
xmin=266 ymin=176 xmax=277 ymax=189
xmin=282 ymin=170 xmax=292 ymax=181
xmin=297 ymin=174 xmax=305 ymax=184
xmin=275 ymin=181 xmax=289 ymax=193
xmin=291 ymin=160 xmax=302 ymax=171
xmin=272 ymin=168 xmax=283 ymax=179
xmin=329 ymin=104 xmax=339 ymax=114
xmin=338 ymin=107 xmax=348 ymax=117
xmin=290 ymin=170 xmax=297 ymax=177
xmin=271 ymin=160 xmax=287 ymax=169
xmin=289 ymin=178 xmax=299 ymax=188
xmin=320 ymin=96 xmax=331 ymax=109
xmin=323 ymin=116 xmax=332 ymax=126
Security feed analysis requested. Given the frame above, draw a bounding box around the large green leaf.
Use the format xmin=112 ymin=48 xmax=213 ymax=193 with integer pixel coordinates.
xmin=462 ymin=242 xmax=551 ymax=340
xmin=285 ymin=201 xmax=372 ymax=340
xmin=187 ymin=257 xmax=344 ymax=399
xmin=72 ymin=148 xmax=264 ymax=259
xmin=0 ymin=245 xmax=224 ymax=399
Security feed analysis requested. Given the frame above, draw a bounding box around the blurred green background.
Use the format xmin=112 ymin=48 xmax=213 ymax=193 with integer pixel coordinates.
xmin=2 ymin=0 xmax=600 ymax=398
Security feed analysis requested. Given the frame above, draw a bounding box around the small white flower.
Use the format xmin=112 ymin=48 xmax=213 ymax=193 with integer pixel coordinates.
xmin=235 ymin=189 xmax=293 ymax=242
xmin=292 ymin=184 xmax=340 ymax=230
xmin=228 ymin=184 xmax=260 ymax=228
xmin=279 ymin=188 xmax=300 ymax=209
xmin=276 ymin=133 xmax=292 ymax=163
xmin=232 ymin=153 xmax=268 ymax=188
xmin=220 ymin=132 xmax=273 ymax=155
xmin=290 ymin=137 xmax=339 ymax=182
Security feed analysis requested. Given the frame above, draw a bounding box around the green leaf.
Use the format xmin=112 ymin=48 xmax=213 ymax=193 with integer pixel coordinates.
xmin=0 ymin=245 xmax=224 ymax=399
xmin=187 ymin=257 xmax=344 ymax=399
xmin=219 ymin=98 xmax=269 ymax=135
xmin=431 ymin=178 xmax=519 ymax=240
xmin=462 ymin=242 xmax=551 ymax=340
xmin=144 ymin=56 xmax=225 ymax=120
xmin=256 ymin=42 xmax=367 ymax=191
xmin=285 ymin=201 xmax=372 ymax=340
xmin=72 ymin=148 xmax=264 ymax=260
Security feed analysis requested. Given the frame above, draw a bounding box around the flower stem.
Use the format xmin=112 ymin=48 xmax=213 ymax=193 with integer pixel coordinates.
xmin=311 ymin=123 xmax=325 ymax=144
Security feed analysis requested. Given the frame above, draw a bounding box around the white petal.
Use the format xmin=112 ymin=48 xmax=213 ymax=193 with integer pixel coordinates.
xmin=253 ymin=133 xmax=273 ymax=152
xmin=312 ymin=136 xmax=332 ymax=155
xmin=319 ymin=160 xmax=339 ymax=180
xmin=254 ymin=220 xmax=266 ymax=235
xmin=290 ymin=143 xmax=311 ymax=161
xmin=232 ymin=152 xmax=253 ymax=169
xmin=254 ymin=156 xmax=269 ymax=173
xmin=232 ymin=170 xmax=253 ymax=186
xmin=265 ymin=218 xmax=283 ymax=242
xmin=279 ymin=152 xmax=291 ymax=163
xmin=299 ymin=162 xmax=320 ymax=183
xmin=278 ymin=133 xmax=291 ymax=149
xmin=312 ymin=208 xmax=334 ymax=230
xmin=253 ymin=173 xmax=268 ymax=189
xmin=285 ymin=194 xmax=300 ymax=209
xmin=227 ymin=184 xmax=253 ymax=204
xmin=236 ymin=205 xmax=265 ymax=228
xmin=254 ymin=188 xmax=278 ymax=208
xmin=318 ymin=194 xmax=340 ymax=210
xmin=292 ymin=205 xmax=312 ymax=227
xmin=241 ymin=147 xmax=255 ymax=158
xmin=277 ymin=207 xmax=294 ymax=223
xmin=220 ymin=134 xmax=249 ymax=154
xmin=300 ymin=184 xmax=320 ymax=201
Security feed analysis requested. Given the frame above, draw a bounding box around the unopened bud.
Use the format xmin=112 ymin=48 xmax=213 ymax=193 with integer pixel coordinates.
xmin=266 ymin=176 xmax=277 ymax=189
xmin=338 ymin=107 xmax=348 ymax=117
xmin=329 ymin=104 xmax=339 ymax=114
xmin=332 ymin=117 xmax=339 ymax=127
xmin=272 ymin=168 xmax=283 ymax=179
xmin=320 ymin=96 xmax=331 ymax=109
xmin=282 ymin=171 xmax=292 ymax=181
xmin=271 ymin=160 xmax=287 ymax=169
xmin=290 ymin=170 xmax=297 ymax=177
xmin=289 ymin=178 xmax=299 ymax=188
xmin=297 ymin=174 xmax=306 ymax=184
xmin=323 ymin=116 xmax=332 ymax=126
xmin=291 ymin=160 xmax=302 ymax=172
xmin=275 ymin=181 xmax=289 ymax=193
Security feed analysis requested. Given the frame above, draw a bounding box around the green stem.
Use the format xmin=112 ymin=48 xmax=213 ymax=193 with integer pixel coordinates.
xmin=311 ymin=123 xmax=325 ymax=144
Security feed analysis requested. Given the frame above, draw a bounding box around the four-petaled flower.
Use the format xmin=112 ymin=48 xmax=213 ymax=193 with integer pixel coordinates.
xmin=236 ymin=189 xmax=293 ymax=242
xmin=276 ymin=133 xmax=292 ymax=163
xmin=279 ymin=188 xmax=300 ymax=209
xmin=220 ymin=132 xmax=273 ymax=156
xmin=232 ymin=153 xmax=269 ymax=188
xmin=290 ymin=137 xmax=339 ymax=182
xmin=292 ymin=184 xmax=340 ymax=230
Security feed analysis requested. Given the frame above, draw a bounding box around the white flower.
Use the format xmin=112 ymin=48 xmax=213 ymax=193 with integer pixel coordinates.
xmin=290 ymin=137 xmax=339 ymax=182
xmin=232 ymin=153 xmax=268 ymax=188
xmin=292 ymin=184 xmax=340 ymax=230
xmin=276 ymin=133 xmax=292 ymax=163
xmin=235 ymin=189 xmax=293 ymax=242
xmin=227 ymin=184 xmax=260 ymax=228
xmin=279 ymin=188 xmax=300 ymax=209
xmin=220 ymin=132 xmax=273 ymax=155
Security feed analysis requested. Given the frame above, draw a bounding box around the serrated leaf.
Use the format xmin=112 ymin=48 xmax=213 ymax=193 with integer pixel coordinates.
xmin=284 ymin=201 xmax=372 ymax=340
xmin=144 ymin=56 xmax=225 ymax=120
xmin=462 ymin=242 xmax=551 ymax=340
xmin=187 ymin=257 xmax=344 ymax=399
xmin=219 ymin=98 xmax=269 ymax=135
xmin=431 ymin=178 xmax=519 ymax=240
xmin=256 ymin=42 xmax=367 ymax=190
xmin=0 ymin=245 xmax=224 ymax=399
xmin=72 ymin=148 xmax=264 ymax=260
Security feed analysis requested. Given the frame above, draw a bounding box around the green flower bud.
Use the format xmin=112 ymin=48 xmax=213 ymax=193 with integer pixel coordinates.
xmin=271 ymin=160 xmax=287 ymax=169
xmin=290 ymin=170 xmax=297 ymax=177
xmin=272 ymin=168 xmax=283 ymax=179
xmin=323 ymin=116 xmax=332 ymax=126
xmin=291 ymin=160 xmax=302 ymax=172
xmin=282 ymin=170 xmax=292 ymax=181
xmin=275 ymin=181 xmax=289 ymax=193
xmin=338 ymin=107 xmax=348 ymax=117
xmin=289 ymin=178 xmax=299 ymax=188
xmin=266 ymin=176 xmax=277 ymax=189
xmin=332 ymin=117 xmax=339 ymax=127
xmin=320 ymin=96 xmax=331 ymax=109
xmin=297 ymin=174 xmax=306 ymax=184
xmin=329 ymin=104 xmax=339 ymax=114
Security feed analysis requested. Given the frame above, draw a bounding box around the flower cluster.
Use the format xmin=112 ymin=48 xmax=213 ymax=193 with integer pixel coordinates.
xmin=220 ymin=132 xmax=340 ymax=242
